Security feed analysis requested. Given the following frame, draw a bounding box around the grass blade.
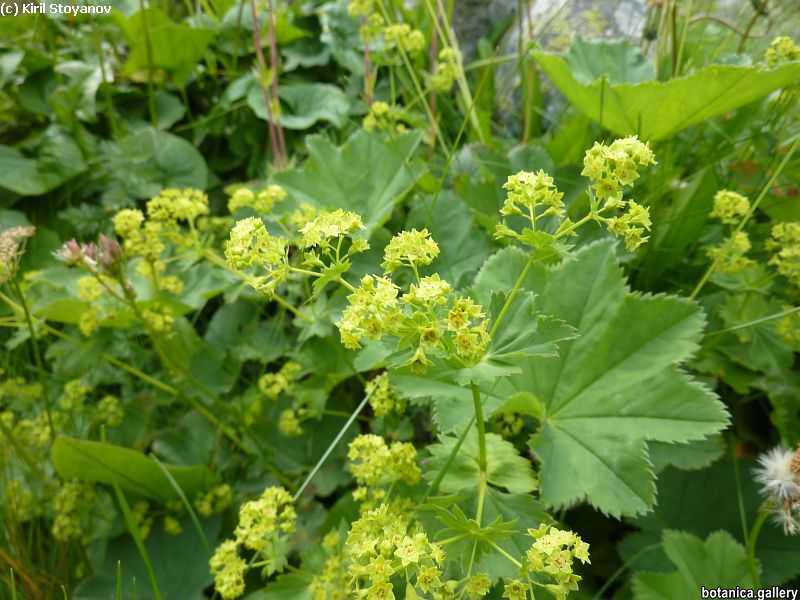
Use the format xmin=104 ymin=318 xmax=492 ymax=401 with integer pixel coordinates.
xmin=112 ymin=482 xmax=163 ymax=600
xmin=149 ymin=454 xmax=210 ymax=553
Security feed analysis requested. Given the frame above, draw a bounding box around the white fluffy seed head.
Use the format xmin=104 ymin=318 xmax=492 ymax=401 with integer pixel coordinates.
xmin=755 ymin=447 xmax=800 ymax=501
xmin=771 ymin=502 xmax=800 ymax=536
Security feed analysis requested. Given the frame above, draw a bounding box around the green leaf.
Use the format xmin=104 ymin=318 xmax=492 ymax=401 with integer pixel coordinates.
xmin=455 ymin=291 xmax=575 ymax=385
xmin=73 ymin=517 xmax=220 ymax=600
xmin=116 ymin=8 xmax=216 ymax=84
xmin=248 ymin=82 xmax=351 ymax=130
xmin=534 ymin=48 xmax=800 ymax=140
xmin=51 ymin=436 xmax=213 ymax=502
xmin=0 ymin=127 xmax=86 ymax=196
xmin=648 ymin=435 xmax=726 ymax=473
xmin=639 ymin=167 xmax=718 ymax=288
xmin=106 ymin=127 xmax=208 ymax=197
xmin=54 ymin=60 xmax=106 ymax=122
xmin=473 ymin=241 xmax=729 ymax=517
xmin=274 ymin=129 xmax=423 ymax=236
xmin=716 ymin=293 xmax=795 ymax=375
xmin=563 ymin=38 xmax=656 ymax=85
xmin=625 ymin=459 xmax=800 ymax=586
xmin=633 ymin=530 xmax=755 ymax=600
xmin=425 ymin=429 xmax=538 ymax=494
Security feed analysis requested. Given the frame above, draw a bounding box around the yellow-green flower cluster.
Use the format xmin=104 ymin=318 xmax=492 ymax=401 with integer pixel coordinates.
xmin=502 ymin=579 xmax=530 ymax=600
xmin=142 ymin=307 xmax=175 ymax=333
xmin=383 ymin=24 xmax=425 ymax=56
xmin=605 ymin=200 xmax=652 ymax=251
xmin=4 ymin=480 xmax=35 ymax=522
xmin=309 ymin=532 xmax=349 ymax=600
xmin=363 ymin=101 xmax=405 ymax=134
xmin=225 ymin=217 xmax=289 ymax=295
xmin=339 ymin=275 xmax=402 ymax=349
xmin=77 ymin=275 xmax=103 ymax=302
xmin=765 ymin=36 xmax=800 ymax=66
xmin=228 ymin=185 xmax=287 ymax=214
xmin=210 ymin=540 xmax=247 ymax=600
xmin=348 ymin=434 xmax=421 ymax=505
xmin=290 ymin=203 xmax=318 ymax=230
xmin=447 ymin=297 xmax=491 ymax=363
xmin=300 ymin=209 xmax=365 ymax=250
xmin=710 ymin=190 xmax=750 ymax=225
xmin=258 ymin=361 xmax=309 ymax=435
xmin=12 ymin=413 xmax=57 ymax=451
xmin=146 ymin=188 xmax=209 ymax=224
xmin=707 ymin=231 xmax=754 ymax=274
xmin=347 ymin=0 xmax=373 ymax=17
xmin=382 ymin=228 xmax=439 ymax=273
xmin=495 ymin=169 xmax=567 ymax=246
xmin=52 ymin=481 xmax=96 ymax=542
xmin=579 ymin=137 xmax=656 ymax=250
xmin=338 ymin=229 xmax=490 ymax=371
xmin=524 ymin=525 xmax=590 ymax=599
xmin=225 ymin=217 xmax=287 ymax=270
xmin=195 ymin=484 xmax=234 ymax=517
xmin=465 ymin=574 xmax=492 ymax=598
xmin=211 ymin=486 xmax=296 ymax=598
xmin=259 ymin=361 xmax=302 ymax=399
xmin=92 ymin=394 xmax=122 ymax=427
xmin=132 ymin=500 xmax=154 ymax=539
xmin=501 ymin=170 xmax=565 ymax=220
xmin=279 ymin=408 xmax=304 ymax=436
xmin=59 ymin=379 xmax=91 ymax=412
xmin=582 ymin=137 xmax=656 ymax=207
xmin=344 ymin=503 xmax=447 ymax=598
xmin=234 ymin=486 xmax=296 ymax=551
xmin=430 ymin=48 xmax=460 ymax=93
xmin=768 ymin=222 xmax=800 ymax=287
xmin=777 ymin=309 xmax=800 ymax=349
xmin=365 ymin=372 xmax=405 ymax=417
xmin=113 ymin=208 xmax=164 ymax=262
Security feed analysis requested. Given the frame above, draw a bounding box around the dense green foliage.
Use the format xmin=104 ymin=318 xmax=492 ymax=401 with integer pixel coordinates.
xmin=1 ymin=1 xmax=800 ymax=599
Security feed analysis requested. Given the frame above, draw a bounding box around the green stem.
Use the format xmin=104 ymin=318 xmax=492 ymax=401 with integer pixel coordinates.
xmin=471 ymin=383 xmax=488 ymax=527
xmin=489 ymin=255 xmax=534 ymax=338
xmin=5 ymin=281 xmax=56 ymax=441
xmin=706 ymin=305 xmax=800 ymax=338
xmin=8 ymin=279 xmax=42 ymax=371
xmin=423 ymin=415 xmax=475 ymax=500
xmin=747 ymin=508 xmax=769 ymax=587
xmin=203 ymin=249 xmax=312 ymax=322
xmin=691 ymin=135 xmax=800 ymax=299
xmin=489 ymin=541 xmax=522 ymax=568
xmin=292 ymin=389 xmax=373 ymax=502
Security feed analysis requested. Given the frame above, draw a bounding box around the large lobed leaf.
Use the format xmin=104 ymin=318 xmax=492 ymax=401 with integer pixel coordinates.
xmin=534 ymin=46 xmax=800 ymax=140
xmin=274 ymin=130 xmax=423 ymax=236
xmin=473 ymin=241 xmax=729 ymax=517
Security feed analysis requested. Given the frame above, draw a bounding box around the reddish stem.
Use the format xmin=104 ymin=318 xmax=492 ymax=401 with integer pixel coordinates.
xmin=265 ymin=0 xmax=287 ymax=163
xmin=250 ymin=0 xmax=285 ymax=169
